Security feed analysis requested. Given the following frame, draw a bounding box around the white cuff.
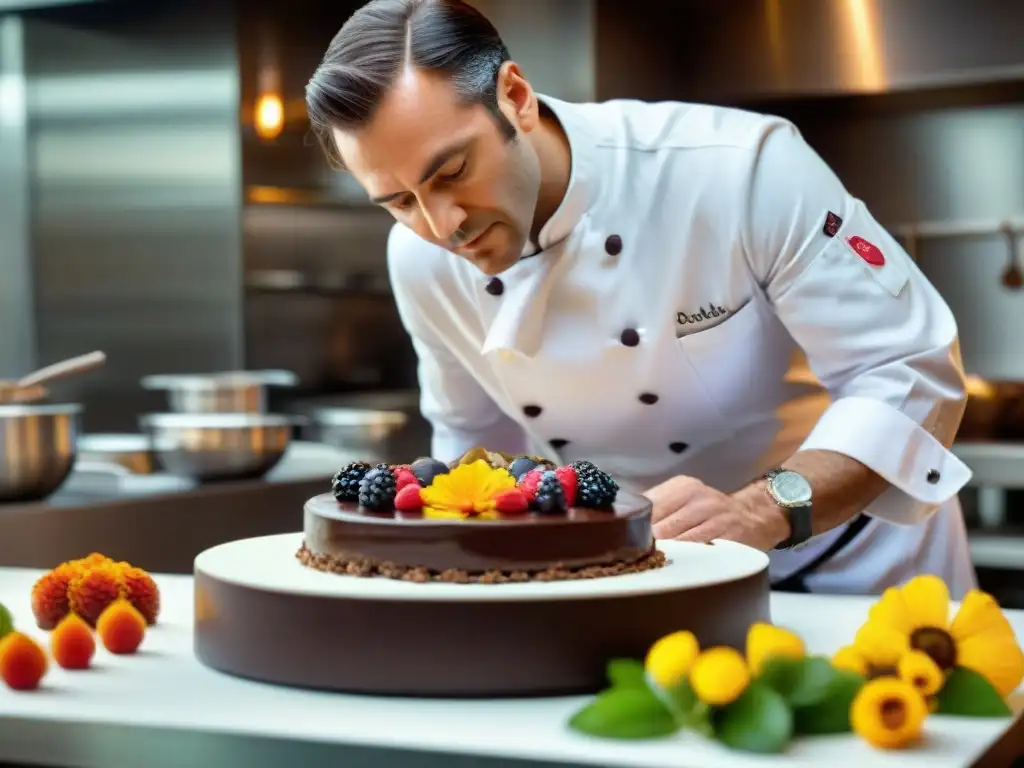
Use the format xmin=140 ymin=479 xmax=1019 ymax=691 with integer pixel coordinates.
xmin=799 ymin=396 xmax=972 ymax=525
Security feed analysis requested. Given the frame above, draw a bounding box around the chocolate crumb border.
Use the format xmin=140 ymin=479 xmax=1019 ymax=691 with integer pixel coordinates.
xmin=296 ymin=543 xmax=667 ymax=584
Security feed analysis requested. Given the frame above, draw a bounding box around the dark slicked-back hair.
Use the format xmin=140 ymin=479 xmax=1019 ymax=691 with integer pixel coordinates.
xmin=306 ymin=0 xmax=516 ymax=168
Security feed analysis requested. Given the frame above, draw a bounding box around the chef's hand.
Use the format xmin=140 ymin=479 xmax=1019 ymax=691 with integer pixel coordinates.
xmin=645 ymin=475 xmax=790 ymax=551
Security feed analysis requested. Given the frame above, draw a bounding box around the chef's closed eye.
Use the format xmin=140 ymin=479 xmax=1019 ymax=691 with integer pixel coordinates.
xmin=436 ymin=157 xmax=468 ymax=183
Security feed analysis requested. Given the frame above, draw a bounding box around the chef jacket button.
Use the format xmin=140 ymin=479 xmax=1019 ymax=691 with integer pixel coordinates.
xmin=926 ymin=469 xmax=941 ymax=484
xmin=605 ymin=235 xmax=623 ymax=256
xmin=638 ymin=393 xmax=659 ymax=405
xmin=620 ymin=328 xmax=641 ymax=347
xmin=485 ymin=277 xmax=504 ymax=296
xmin=523 ymin=404 xmax=543 ymax=418
xmin=669 ymin=442 xmax=689 ymax=454
xmin=550 ymin=438 xmax=570 ymax=450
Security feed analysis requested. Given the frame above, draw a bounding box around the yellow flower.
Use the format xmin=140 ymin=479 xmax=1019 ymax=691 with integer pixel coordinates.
xmin=851 ymin=677 xmax=928 ymax=750
xmin=832 ymin=645 xmax=868 ymax=676
xmin=689 ymin=647 xmax=750 ymax=707
xmin=644 ymin=630 xmax=699 ymax=690
xmin=897 ymin=650 xmax=944 ymax=697
xmin=420 ymin=460 xmax=517 ymax=519
xmin=859 ymin=575 xmax=1024 ymax=697
xmin=746 ymin=622 xmax=805 ymax=675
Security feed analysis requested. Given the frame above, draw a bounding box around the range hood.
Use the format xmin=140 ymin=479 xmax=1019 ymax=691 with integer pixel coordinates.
xmin=597 ymin=0 xmax=1024 ymax=103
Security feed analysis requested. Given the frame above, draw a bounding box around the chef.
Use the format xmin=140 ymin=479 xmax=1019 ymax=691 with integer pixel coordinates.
xmin=305 ymin=0 xmax=976 ymax=597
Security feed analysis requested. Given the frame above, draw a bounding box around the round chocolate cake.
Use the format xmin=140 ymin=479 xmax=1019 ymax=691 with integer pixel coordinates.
xmin=297 ymin=447 xmax=666 ymax=582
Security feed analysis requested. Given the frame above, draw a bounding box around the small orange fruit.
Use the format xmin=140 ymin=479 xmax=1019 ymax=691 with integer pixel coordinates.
xmin=0 ymin=631 xmax=48 ymax=690
xmin=50 ymin=613 xmax=96 ymax=670
xmin=96 ymin=599 xmax=146 ymax=655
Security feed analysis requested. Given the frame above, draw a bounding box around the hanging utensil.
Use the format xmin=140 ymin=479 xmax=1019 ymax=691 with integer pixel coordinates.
xmin=0 ymin=350 xmax=107 ymax=404
xmin=1000 ymin=223 xmax=1022 ymax=290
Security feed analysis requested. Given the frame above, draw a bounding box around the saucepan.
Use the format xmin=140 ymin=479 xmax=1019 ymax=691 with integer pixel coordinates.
xmin=140 ymin=369 xmax=298 ymax=414
xmin=0 ymin=403 xmax=82 ymax=502
xmin=139 ymin=412 xmax=298 ymax=482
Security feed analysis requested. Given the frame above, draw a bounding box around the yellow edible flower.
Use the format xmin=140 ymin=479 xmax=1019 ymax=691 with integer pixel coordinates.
xmin=420 ymin=460 xmax=517 ymax=520
xmin=644 ymin=630 xmax=699 ymax=690
xmin=689 ymin=647 xmax=750 ymax=707
xmin=859 ymin=575 xmax=1024 ymax=697
xmin=897 ymin=650 xmax=945 ymax=697
xmin=746 ymin=622 xmax=805 ymax=675
xmin=851 ymin=677 xmax=927 ymax=750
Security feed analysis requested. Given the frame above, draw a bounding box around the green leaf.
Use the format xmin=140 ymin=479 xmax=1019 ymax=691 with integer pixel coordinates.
xmin=569 ymin=686 xmax=681 ymax=740
xmin=936 ymin=667 xmax=1012 ymax=717
xmin=712 ymin=681 xmax=793 ymax=754
xmin=606 ymin=658 xmax=647 ymax=689
xmin=664 ymin=678 xmax=696 ymax=716
xmin=792 ymin=669 xmax=864 ymax=735
xmin=758 ymin=656 xmax=838 ymax=707
xmin=0 ymin=603 xmax=12 ymax=640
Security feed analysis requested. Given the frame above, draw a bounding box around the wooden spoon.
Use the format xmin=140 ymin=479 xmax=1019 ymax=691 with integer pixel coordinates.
xmin=0 ymin=350 xmax=107 ymax=404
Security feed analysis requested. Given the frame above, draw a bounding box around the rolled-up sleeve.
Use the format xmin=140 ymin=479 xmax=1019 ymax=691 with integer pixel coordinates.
xmin=741 ymin=121 xmax=971 ymax=525
xmin=387 ymin=225 xmax=526 ymax=463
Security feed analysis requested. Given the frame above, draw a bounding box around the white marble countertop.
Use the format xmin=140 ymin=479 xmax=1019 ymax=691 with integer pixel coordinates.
xmin=0 ymin=567 xmax=1021 ymax=768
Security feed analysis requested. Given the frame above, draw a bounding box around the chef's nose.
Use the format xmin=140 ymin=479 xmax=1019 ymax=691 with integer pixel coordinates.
xmin=418 ymin=196 xmax=467 ymax=243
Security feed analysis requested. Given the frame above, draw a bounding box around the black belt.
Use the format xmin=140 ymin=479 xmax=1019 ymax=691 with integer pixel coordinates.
xmin=771 ymin=514 xmax=872 ymax=593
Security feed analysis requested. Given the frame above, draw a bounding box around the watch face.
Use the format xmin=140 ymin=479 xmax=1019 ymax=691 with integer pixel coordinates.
xmin=772 ymin=470 xmax=812 ymax=505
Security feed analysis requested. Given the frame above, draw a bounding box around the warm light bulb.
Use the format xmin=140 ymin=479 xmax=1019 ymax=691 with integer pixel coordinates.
xmin=254 ymin=92 xmax=284 ymax=140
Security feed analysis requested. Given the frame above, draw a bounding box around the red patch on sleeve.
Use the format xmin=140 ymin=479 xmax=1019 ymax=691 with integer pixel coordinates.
xmin=846 ymin=235 xmax=885 ymax=266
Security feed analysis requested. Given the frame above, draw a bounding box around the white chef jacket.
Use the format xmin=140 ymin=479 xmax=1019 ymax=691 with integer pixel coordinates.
xmin=386 ymin=94 xmax=977 ymax=598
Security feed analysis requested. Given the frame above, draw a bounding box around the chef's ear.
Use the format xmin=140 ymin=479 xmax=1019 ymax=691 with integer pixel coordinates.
xmin=496 ymin=61 xmax=539 ymax=133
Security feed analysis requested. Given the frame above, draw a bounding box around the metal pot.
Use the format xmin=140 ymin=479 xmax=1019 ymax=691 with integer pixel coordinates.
xmin=292 ymin=391 xmax=421 ymax=464
xmin=77 ymin=433 xmax=156 ymax=475
xmin=139 ymin=412 xmax=296 ymax=482
xmin=0 ymin=403 xmax=82 ymax=502
xmin=140 ymin=370 xmax=298 ymax=414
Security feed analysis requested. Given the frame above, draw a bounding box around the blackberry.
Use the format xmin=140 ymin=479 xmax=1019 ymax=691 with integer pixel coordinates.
xmin=533 ymin=470 xmax=567 ymax=515
xmin=358 ymin=464 xmax=398 ymax=511
xmin=575 ymin=465 xmax=619 ymax=508
xmin=331 ymin=461 xmax=371 ymax=502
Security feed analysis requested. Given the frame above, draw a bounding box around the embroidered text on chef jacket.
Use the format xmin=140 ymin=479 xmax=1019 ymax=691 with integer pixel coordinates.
xmin=386 ymin=95 xmax=976 ymax=597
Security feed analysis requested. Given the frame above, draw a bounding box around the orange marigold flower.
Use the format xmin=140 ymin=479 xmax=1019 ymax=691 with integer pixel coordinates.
xmin=68 ymin=566 xmax=123 ymax=626
xmin=31 ymin=567 xmax=75 ymax=630
xmin=119 ymin=566 xmax=160 ymax=625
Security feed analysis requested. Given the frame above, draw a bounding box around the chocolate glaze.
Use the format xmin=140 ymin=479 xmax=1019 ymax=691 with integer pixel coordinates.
xmin=302 ymin=490 xmax=654 ymax=574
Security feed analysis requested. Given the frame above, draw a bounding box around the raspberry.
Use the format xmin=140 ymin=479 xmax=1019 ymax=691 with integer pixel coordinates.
xmin=394 ymin=468 xmax=420 ymax=491
xmin=517 ymin=468 xmax=545 ymax=501
xmin=555 ymin=466 xmax=578 ymax=506
xmin=494 ymin=489 xmax=529 ymax=515
xmin=394 ymin=484 xmax=424 ymax=512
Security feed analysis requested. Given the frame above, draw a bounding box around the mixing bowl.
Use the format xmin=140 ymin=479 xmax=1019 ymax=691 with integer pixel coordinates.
xmin=139 ymin=412 xmax=295 ymax=482
xmin=0 ymin=403 xmax=82 ymax=502
xmin=140 ymin=370 xmax=298 ymax=414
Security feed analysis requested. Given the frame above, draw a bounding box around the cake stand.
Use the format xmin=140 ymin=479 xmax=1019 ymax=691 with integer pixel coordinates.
xmin=193 ymin=532 xmax=771 ymax=698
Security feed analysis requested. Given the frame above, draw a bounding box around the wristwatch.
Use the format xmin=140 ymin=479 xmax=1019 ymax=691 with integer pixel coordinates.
xmin=764 ymin=468 xmax=813 ymax=550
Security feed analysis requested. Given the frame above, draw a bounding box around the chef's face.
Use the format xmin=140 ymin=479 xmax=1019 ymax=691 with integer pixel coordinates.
xmin=332 ymin=63 xmax=542 ymax=276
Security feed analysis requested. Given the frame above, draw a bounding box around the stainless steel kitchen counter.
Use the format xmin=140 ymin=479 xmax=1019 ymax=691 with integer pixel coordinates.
xmin=0 ymin=476 xmax=326 ymax=574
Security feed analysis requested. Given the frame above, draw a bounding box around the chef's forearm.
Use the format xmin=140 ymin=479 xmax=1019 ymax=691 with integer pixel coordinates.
xmin=734 ymin=449 xmax=890 ymax=546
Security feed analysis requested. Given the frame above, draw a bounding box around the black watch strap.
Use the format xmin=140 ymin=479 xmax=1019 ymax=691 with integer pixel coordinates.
xmin=775 ymin=503 xmax=813 ymax=550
